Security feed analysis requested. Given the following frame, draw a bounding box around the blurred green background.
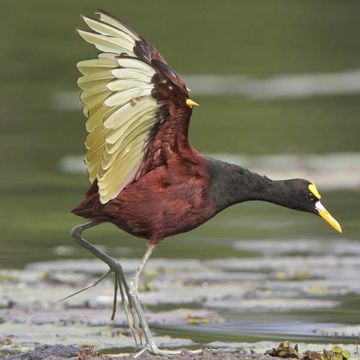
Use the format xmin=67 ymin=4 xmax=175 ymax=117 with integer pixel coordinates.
xmin=1 ymin=0 xmax=359 ymax=267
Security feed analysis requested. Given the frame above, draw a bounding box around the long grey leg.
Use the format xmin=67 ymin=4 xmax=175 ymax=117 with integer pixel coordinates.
xmin=130 ymin=244 xmax=156 ymax=293
xmin=130 ymin=244 xmax=203 ymax=357
xmin=69 ymin=221 xmax=142 ymax=347
xmin=70 ymin=224 xmax=201 ymax=356
xmin=129 ymin=244 xmax=158 ymax=353
xmin=128 ymin=245 xmax=183 ymax=357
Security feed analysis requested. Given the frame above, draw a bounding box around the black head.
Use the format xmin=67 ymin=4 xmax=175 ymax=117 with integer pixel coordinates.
xmin=285 ymin=179 xmax=342 ymax=233
xmin=206 ymin=158 xmax=342 ymax=233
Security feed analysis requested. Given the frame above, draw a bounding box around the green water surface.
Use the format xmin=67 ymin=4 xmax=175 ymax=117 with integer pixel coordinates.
xmin=1 ymin=0 xmax=359 ymax=346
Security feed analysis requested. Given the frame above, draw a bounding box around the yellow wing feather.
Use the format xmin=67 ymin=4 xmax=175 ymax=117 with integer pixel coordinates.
xmin=77 ymin=12 xmax=160 ymax=204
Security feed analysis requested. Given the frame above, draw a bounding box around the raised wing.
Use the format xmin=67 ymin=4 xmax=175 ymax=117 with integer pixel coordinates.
xmin=77 ymin=10 xmax=192 ymax=204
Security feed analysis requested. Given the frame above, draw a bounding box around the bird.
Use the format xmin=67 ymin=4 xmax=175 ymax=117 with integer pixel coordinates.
xmin=70 ymin=9 xmax=342 ymax=357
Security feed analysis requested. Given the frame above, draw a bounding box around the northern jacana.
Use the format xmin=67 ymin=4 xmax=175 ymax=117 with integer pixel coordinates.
xmin=70 ymin=10 xmax=342 ymax=356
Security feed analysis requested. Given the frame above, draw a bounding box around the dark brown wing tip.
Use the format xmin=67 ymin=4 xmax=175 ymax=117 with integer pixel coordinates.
xmin=96 ymin=8 xmax=110 ymax=16
xmin=96 ymin=8 xmax=138 ymax=35
xmin=80 ymin=12 xmax=102 ymax=24
xmin=96 ymin=8 xmax=121 ymax=21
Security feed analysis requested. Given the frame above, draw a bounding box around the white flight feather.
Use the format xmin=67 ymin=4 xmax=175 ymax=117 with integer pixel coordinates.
xmin=105 ymin=110 xmax=156 ymax=146
xmin=86 ymin=106 xmax=117 ymax=132
xmin=104 ymin=86 xmax=153 ymax=107
xmin=107 ymin=79 xmax=150 ymax=92
xmin=97 ymin=12 xmax=140 ymax=41
xmin=78 ymin=30 xmax=134 ymax=54
xmin=78 ymin=70 xmax=115 ymax=84
xmin=82 ymin=16 xmax=136 ymax=45
xmin=77 ymin=58 xmax=118 ymax=75
xmin=81 ymin=89 xmax=112 ymax=106
xmin=117 ymin=58 xmax=155 ymax=74
xmin=104 ymin=98 xmax=157 ymax=129
xmin=78 ymin=12 xmax=161 ymax=204
xmin=111 ymin=68 xmax=153 ymax=82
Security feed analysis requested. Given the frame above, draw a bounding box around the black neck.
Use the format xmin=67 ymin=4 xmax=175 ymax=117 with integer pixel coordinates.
xmin=207 ymin=158 xmax=297 ymax=212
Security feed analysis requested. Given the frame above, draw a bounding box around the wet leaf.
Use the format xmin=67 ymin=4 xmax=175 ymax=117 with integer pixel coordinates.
xmin=140 ymin=282 xmax=157 ymax=292
xmin=78 ymin=345 xmax=98 ymax=360
xmin=265 ymin=341 xmax=300 ymax=359
xmin=185 ymin=315 xmax=211 ymax=325
xmin=303 ymin=350 xmax=322 ymax=360
xmin=331 ymin=346 xmax=351 ymax=360
xmin=0 ymin=338 xmax=12 ymax=346
xmin=318 ymin=347 xmax=351 ymax=360
xmin=342 ymin=350 xmax=351 ymax=359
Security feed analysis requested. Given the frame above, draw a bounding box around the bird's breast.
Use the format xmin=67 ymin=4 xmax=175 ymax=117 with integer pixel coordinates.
xmin=103 ymin=161 xmax=215 ymax=242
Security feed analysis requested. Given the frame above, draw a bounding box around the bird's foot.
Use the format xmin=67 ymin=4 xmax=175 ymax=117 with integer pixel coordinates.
xmin=57 ymin=260 xmax=144 ymax=348
xmin=56 ymin=269 xmax=113 ymax=303
xmin=134 ymin=344 xmax=202 ymax=358
xmin=134 ymin=345 xmax=180 ymax=358
xmin=111 ymin=262 xmax=144 ymax=348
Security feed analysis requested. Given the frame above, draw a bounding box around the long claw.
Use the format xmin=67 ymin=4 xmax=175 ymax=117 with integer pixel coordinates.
xmin=111 ymin=275 xmax=118 ymax=320
xmin=116 ymin=272 xmax=143 ymax=348
xmin=134 ymin=347 xmax=147 ymax=359
xmin=56 ymin=269 xmax=112 ymax=303
xmin=134 ymin=346 xmax=202 ymax=358
xmin=70 ymin=224 xmax=163 ymax=353
xmin=118 ymin=271 xmax=143 ymax=341
xmin=134 ymin=346 xmax=203 ymax=358
xmin=70 ymin=223 xmax=150 ymax=351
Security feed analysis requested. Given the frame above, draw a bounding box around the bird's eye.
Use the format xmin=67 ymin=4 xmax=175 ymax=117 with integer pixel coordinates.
xmin=306 ymin=192 xmax=316 ymax=202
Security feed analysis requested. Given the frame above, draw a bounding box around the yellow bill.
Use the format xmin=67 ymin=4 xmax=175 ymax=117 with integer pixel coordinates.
xmin=186 ymin=99 xmax=199 ymax=108
xmin=315 ymin=201 xmax=342 ymax=233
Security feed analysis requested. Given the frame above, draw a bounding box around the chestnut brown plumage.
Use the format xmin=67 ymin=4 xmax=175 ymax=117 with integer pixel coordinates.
xmin=70 ymin=10 xmax=342 ymax=356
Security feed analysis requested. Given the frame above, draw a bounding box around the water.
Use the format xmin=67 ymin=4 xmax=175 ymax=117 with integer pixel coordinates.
xmin=1 ymin=0 xmax=360 ymax=351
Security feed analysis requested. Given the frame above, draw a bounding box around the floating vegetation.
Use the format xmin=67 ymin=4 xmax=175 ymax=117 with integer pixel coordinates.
xmin=265 ymin=342 xmax=351 ymax=360
xmin=265 ymin=341 xmax=300 ymax=358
